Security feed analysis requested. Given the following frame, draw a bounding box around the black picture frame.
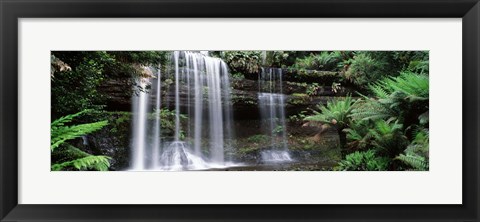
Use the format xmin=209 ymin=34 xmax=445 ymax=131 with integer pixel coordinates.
xmin=1 ymin=0 xmax=479 ymax=221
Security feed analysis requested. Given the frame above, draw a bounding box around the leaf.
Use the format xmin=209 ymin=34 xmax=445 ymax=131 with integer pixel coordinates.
xmin=51 ymin=110 xmax=108 ymax=151
xmin=52 ymin=155 xmax=111 ymax=171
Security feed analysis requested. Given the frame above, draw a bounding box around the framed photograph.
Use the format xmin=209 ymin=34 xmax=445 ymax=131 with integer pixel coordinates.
xmin=1 ymin=0 xmax=479 ymax=221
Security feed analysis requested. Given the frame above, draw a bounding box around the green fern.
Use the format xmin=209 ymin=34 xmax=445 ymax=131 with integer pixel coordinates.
xmin=52 ymin=155 xmax=111 ymax=171
xmin=341 ymin=71 xmax=428 ymax=170
xmin=369 ymin=120 xmax=408 ymax=155
xmin=349 ymin=99 xmax=398 ymax=122
xmin=304 ymin=95 xmax=355 ymax=129
xmin=396 ymin=128 xmax=429 ymax=170
xmin=396 ymin=154 xmax=428 ymax=171
xmin=380 ymin=71 xmax=429 ymax=102
xmin=314 ymin=51 xmax=343 ymax=70
xmin=51 ymin=111 xmax=108 ymax=151
xmin=51 ymin=143 xmax=90 ymax=163
xmin=407 ymin=60 xmax=429 ymax=74
xmin=350 ymin=72 xmax=428 ymax=124
xmin=51 ymin=109 xmax=88 ymax=128
xmin=51 ymin=110 xmax=110 ymax=171
xmin=343 ymin=53 xmax=388 ymax=86
xmin=344 ymin=121 xmax=372 ymax=150
xmin=51 ymin=121 xmax=108 ymax=151
xmin=337 ymin=149 xmax=389 ymax=171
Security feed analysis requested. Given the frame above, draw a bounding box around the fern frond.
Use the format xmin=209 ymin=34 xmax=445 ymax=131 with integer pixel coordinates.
xmin=51 ymin=109 xmax=90 ymax=129
xmin=51 ymin=120 xmax=108 ymax=151
xmin=382 ymin=72 xmax=429 ymax=102
xmin=304 ymin=96 xmax=355 ymax=129
xmin=349 ymin=99 xmax=397 ymax=122
xmin=368 ymin=82 xmax=391 ymax=99
xmin=52 ymin=155 xmax=111 ymax=171
xmin=405 ymin=128 xmax=429 ymax=156
xmin=396 ymin=154 xmax=428 ymax=170
xmin=337 ymin=149 xmax=389 ymax=171
xmin=53 ymin=143 xmax=91 ymax=160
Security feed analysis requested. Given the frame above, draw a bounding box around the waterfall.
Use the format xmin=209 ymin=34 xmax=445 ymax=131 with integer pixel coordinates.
xmin=258 ymin=68 xmax=292 ymax=163
xmin=130 ymin=51 xmax=234 ymax=171
xmin=151 ymin=67 xmax=162 ymax=167
xmin=131 ymin=78 xmax=149 ymax=170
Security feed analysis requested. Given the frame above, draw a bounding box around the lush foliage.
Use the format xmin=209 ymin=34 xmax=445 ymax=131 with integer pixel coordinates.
xmin=337 ymin=150 xmax=389 ymax=171
xmin=221 ymin=51 xmax=262 ymax=73
xmin=396 ymin=128 xmax=429 ymax=170
xmin=350 ymin=71 xmax=429 ymax=126
xmin=343 ymin=51 xmax=428 ymax=86
xmin=150 ymin=108 xmax=188 ymax=138
xmin=51 ymin=50 xmax=429 ymax=171
xmin=305 ymin=70 xmax=429 ymax=170
xmin=285 ymin=51 xmax=428 ymax=90
xmin=304 ymin=96 xmax=355 ymax=130
xmin=51 ymin=110 xmax=108 ymax=151
xmin=292 ymin=51 xmax=344 ymax=71
xmin=263 ymin=51 xmax=290 ymax=68
xmin=343 ymin=52 xmax=389 ymax=86
xmin=51 ymin=110 xmax=111 ymax=171
xmin=51 ymin=51 xmax=167 ymax=117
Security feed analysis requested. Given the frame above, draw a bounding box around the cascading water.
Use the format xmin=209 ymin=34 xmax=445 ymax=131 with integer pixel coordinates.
xmin=130 ymin=51 xmax=234 ymax=171
xmin=258 ymin=68 xmax=292 ymax=163
xmin=131 ymin=77 xmax=150 ymax=170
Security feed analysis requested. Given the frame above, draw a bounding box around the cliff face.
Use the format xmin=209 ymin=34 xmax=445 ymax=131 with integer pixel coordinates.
xmin=98 ymin=68 xmax=357 ymax=117
xmin=98 ymin=78 xmax=134 ymax=111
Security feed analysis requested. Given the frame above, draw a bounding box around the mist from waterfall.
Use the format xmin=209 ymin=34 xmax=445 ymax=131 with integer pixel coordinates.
xmin=130 ymin=51 xmax=234 ymax=171
xmin=258 ymin=68 xmax=292 ymax=163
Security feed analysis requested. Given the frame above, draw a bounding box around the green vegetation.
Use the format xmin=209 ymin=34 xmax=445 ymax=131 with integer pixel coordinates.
xmin=247 ymin=134 xmax=269 ymax=143
xmin=292 ymin=51 xmax=344 ymax=71
xmin=51 ymin=50 xmax=429 ymax=171
xmin=305 ymin=70 xmax=429 ymax=171
xmin=337 ymin=150 xmax=389 ymax=171
xmin=304 ymin=96 xmax=356 ymax=149
xmin=221 ymin=51 xmax=262 ymax=73
xmin=149 ymin=108 xmax=187 ymax=137
xmin=51 ymin=51 xmax=167 ymax=117
xmin=396 ymin=128 xmax=429 ymax=170
xmin=51 ymin=110 xmax=110 ymax=171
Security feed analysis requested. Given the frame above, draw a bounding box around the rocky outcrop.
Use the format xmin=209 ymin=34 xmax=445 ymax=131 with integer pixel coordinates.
xmin=98 ymin=78 xmax=134 ymax=111
xmin=98 ymin=69 xmax=358 ymax=121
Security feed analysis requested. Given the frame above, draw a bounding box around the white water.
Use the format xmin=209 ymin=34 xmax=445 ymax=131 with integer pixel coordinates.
xmin=151 ymin=67 xmax=162 ymax=167
xmin=131 ymin=78 xmax=149 ymax=170
xmin=158 ymin=141 xmax=209 ymax=171
xmin=258 ymin=68 xmax=291 ymax=163
xmin=130 ymin=51 xmax=235 ymax=171
xmin=261 ymin=150 xmax=292 ymax=163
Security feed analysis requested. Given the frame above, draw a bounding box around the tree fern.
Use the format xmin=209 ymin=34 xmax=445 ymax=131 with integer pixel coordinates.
xmin=304 ymin=96 xmax=357 ymax=150
xmin=380 ymin=71 xmax=429 ymax=102
xmin=350 ymin=72 xmax=428 ymax=124
xmin=349 ymin=99 xmax=398 ymax=122
xmin=344 ymin=121 xmax=373 ymax=150
xmin=304 ymin=95 xmax=355 ymax=129
xmin=368 ymin=120 xmax=408 ymax=157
